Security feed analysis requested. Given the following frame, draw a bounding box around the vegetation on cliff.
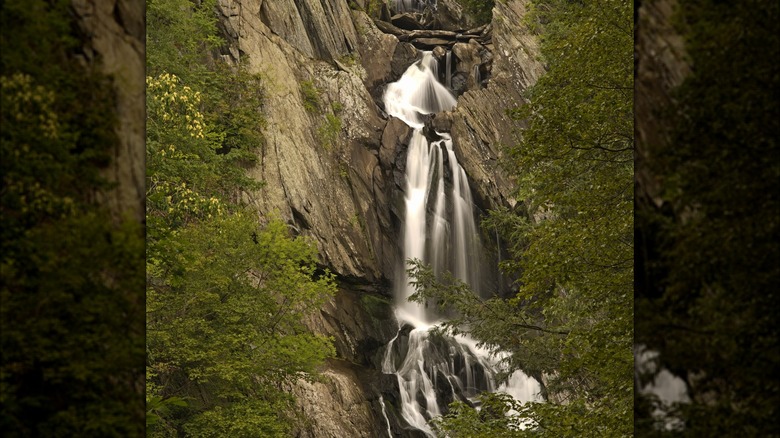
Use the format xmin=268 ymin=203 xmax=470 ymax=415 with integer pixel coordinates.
xmin=1 ymin=0 xmax=145 ymax=435
xmin=453 ymin=0 xmax=495 ymax=25
xmin=409 ymin=0 xmax=634 ymax=435
xmin=145 ymin=0 xmax=336 ymax=435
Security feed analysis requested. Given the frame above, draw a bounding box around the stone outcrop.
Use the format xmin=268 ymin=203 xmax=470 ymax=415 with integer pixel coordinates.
xmin=218 ymin=0 xmax=388 ymax=283
xmin=435 ymin=0 xmax=545 ymax=210
xmin=71 ymin=0 xmax=145 ymax=222
xmin=289 ymin=360 xmax=382 ymax=438
xmin=212 ymin=0 xmax=545 ymax=435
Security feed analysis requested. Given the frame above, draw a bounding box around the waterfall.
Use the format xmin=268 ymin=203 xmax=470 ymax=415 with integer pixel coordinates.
xmin=379 ymin=396 xmax=394 ymax=438
xmin=445 ymin=50 xmax=452 ymax=89
xmin=394 ymin=0 xmax=437 ymax=13
xmin=473 ymin=64 xmax=482 ymax=89
xmin=381 ymin=52 xmax=542 ymax=436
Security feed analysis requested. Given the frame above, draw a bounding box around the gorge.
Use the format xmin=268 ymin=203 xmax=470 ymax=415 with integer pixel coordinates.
xmin=211 ymin=0 xmax=547 ymax=435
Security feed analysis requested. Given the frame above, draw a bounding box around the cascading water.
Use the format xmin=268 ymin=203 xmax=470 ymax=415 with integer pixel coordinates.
xmin=393 ymin=0 xmax=437 ymax=13
xmin=473 ymin=64 xmax=482 ymax=90
xmin=382 ymin=52 xmax=542 ymax=436
xmin=445 ymin=50 xmax=452 ymax=90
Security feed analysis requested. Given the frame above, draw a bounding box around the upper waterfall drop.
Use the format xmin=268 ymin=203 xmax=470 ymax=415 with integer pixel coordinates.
xmin=383 ymin=52 xmax=456 ymax=129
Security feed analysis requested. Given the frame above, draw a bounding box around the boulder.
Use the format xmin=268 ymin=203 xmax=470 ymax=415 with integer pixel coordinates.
xmin=391 ymin=12 xmax=424 ymax=30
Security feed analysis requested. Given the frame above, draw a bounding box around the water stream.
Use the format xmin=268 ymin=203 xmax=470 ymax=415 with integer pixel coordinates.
xmin=382 ymin=51 xmax=542 ymax=436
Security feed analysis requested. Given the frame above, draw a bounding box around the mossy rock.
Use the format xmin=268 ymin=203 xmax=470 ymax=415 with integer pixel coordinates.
xmin=360 ymin=293 xmax=393 ymax=320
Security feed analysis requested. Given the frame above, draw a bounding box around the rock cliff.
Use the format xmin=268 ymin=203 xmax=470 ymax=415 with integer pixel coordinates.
xmin=72 ymin=0 xmax=146 ymax=222
xmin=212 ymin=1 xmax=544 ymax=435
xmin=634 ymin=0 xmax=691 ymax=209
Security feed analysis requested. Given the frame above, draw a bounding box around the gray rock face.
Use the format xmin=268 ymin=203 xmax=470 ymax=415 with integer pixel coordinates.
xmin=439 ymin=0 xmax=545 ymax=210
xmin=218 ymin=0 xmax=389 ymax=284
xmin=434 ymin=0 xmax=480 ymax=31
xmin=635 ymin=0 xmax=691 ymax=208
xmin=257 ymin=0 xmax=359 ymax=62
xmin=71 ymin=0 xmax=145 ymax=222
xmin=352 ymin=10 xmax=399 ymax=92
xmin=213 ymin=0 xmax=545 ymax=435
xmin=289 ymin=360 xmax=382 ymax=438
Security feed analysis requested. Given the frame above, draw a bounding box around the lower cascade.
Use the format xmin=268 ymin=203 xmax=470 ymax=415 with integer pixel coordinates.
xmin=382 ymin=52 xmax=542 ymax=436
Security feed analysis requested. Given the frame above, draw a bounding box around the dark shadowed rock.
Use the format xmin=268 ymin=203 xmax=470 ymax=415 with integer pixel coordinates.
xmin=72 ymin=0 xmax=145 ymax=222
xmin=411 ymin=37 xmax=453 ymax=49
xmin=391 ymin=42 xmax=420 ymax=78
xmin=353 ymin=10 xmax=399 ymax=92
xmin=391 ymin=12 xmax=424 ymax=30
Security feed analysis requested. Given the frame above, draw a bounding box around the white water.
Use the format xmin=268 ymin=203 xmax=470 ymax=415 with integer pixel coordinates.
xmin=635 ymin=345 xmax=689 ymax=430
xmin=394 ymin=0 xmax=437 ymax=13
xmin=382 ymin=52 xmax=542 ymax=436
xmin=445 ymin=50 xmax=452 ymax=89
xmin=379 ymin=396 xmax=394 ymax=437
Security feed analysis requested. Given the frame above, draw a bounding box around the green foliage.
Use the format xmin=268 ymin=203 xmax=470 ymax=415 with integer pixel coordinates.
xmin=635 ymin=0 xmax=780 ymax=434
xmin=318 ymin=113 xmax=343 ymax=150
xmin=146 ymin=72 xmax=261 ymax=231
xmin=409 ymin=0 xmax=633 ymax=435
xmin=146 ymin=2 xmax=337 ymax=435
xmin=1 ymin=1 xmax=145 ymax=435
xmin=453 ymin=0 xmax=495 ymax=25
xmin=183 ymin=399 xmax=290 ymax=438
xmin=146 ymin=0 xmax=222 ymax=86
xmin=147 ymin=0 xmax=267 ymax=160
xmin=146 ymin=70 xmax=338 ymax=431
xmin=430 ymin=393 xmax=527 ymax=437
xmin=147 ymin=213 xmax=336 ymax=435
xmin=300 ymin=80 xmax=321 ymax=113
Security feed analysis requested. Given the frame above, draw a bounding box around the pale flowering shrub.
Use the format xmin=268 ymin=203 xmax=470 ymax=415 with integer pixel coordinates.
xmin=146 ymin=73 xmax=205 ymax=139
xmin=1 ymin=74 xmax=76 ymax=220
xmin=146 ymin=74 xmax=227 ymax=226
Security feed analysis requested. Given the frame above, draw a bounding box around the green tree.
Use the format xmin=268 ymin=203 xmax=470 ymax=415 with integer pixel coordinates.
xmin=145 ymin=2 xmax=337 ymax=434
xmin=634 ymin=0 xmax=780 ymax=435
xmin=409 ymin=0 xmax=633 ymax=435
xmin=145 ymin=72 xmax=337 ymax=436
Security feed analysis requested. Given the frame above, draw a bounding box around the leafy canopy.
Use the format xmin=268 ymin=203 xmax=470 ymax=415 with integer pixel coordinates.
xmin=634 ymin=0 xmax=780 ymax=435
xmin=409 ymin=0 xmax=634 ymax=436
xmin=1 ymin=1 xmax=145 ymax=435
xmin=145 ymin=0 xmax=336 ymax=435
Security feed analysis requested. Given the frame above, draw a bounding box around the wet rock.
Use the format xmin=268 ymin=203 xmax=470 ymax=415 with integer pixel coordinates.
xmin=391 ymin=12 xmax=424 ymax=30
xmin=411 ymin=37 xmax=453 ymax=48
xmin=353 ymin=10 xmax=399 ymax=92
xmin=432 ymin=45 xmax=448 ymax=60
xmin=381 ymin=117 xmax=412 ymax=171
xmin=391 ymin=42 xmax=420 ymax=79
